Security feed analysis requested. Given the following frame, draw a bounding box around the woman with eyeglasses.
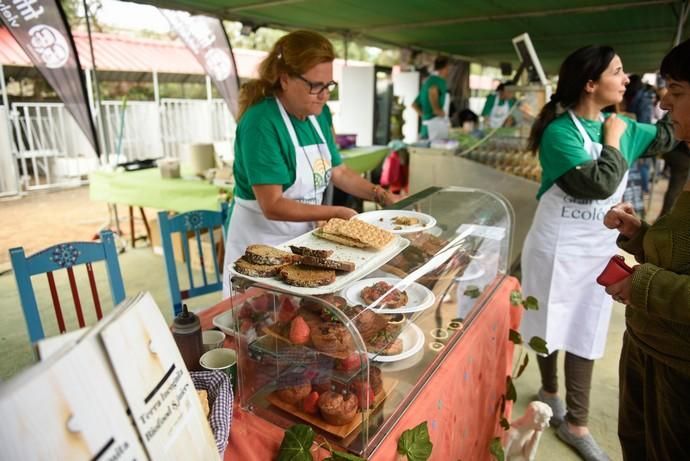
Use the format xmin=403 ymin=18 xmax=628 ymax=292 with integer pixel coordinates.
xmin=222 ymin=30 xmax=394 ymax=295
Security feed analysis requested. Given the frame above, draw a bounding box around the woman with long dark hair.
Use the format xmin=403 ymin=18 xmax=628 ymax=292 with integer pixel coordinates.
xmin=520 ymin=45 xmax=674 ymax=460
xmin=604 ymin=38 xmax=690 ymax=461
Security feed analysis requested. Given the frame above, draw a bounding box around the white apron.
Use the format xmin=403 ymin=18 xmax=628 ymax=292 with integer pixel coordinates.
xmin=222 ymin=99 xmax=333 ymax=296
xmin=520 ymin=110 xmax=628 ymax=359
xmin=487 ymin=95 xmax=511 ymax=128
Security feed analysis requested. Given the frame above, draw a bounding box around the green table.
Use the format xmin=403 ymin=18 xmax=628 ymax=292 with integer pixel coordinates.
xmin=89 ymin=168 xmax=227 ymax=213
xmin=340 ymin=145 xmax=389 ymax=174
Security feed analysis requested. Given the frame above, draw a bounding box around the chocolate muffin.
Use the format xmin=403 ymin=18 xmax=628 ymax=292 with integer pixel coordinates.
xmin=276 ymin=375 xmax=312 ymax=405
xmin=311 ymin=323 xmax=355 ymax=355
xmin=318 ymin=391 xmax=359 ymax=426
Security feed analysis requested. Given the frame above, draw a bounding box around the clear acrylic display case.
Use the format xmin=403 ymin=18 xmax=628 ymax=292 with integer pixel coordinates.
xmin=220 ymin=186 xmax=513 ymax=457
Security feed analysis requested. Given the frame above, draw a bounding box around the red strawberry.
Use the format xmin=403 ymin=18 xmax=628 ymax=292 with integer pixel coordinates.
xmin=289 ymin=316 xmax=310 ymax=345
xmin=338 ymin=353 xmax=364 ymax=372
xmin=302 ymin=391 xmax=320 ymax=414
xmin=239 ymin=318 xmax=252 ymax=334
xmin=278 ymin=297 xmax=297 ymax=324
xmin=351 ymin=381 xmax=375 ymax=410
xmin=252 ymin=293 xmax=273 ymax=312
xmin=238 ymin=302 xmax=253 ymax=319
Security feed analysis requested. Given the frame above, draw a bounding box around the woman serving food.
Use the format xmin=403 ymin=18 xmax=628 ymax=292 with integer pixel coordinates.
xmin=223 ymin=30 xmax=394 ymax=295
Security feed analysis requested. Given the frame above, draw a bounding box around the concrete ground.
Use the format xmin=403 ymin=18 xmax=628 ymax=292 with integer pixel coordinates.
xmin=0 ymin=181 xmax=668 ymax=460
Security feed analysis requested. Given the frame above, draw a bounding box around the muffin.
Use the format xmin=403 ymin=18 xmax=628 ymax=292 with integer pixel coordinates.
xmin=311 ymin=323 xmax=355 ymax=355
xmin=318 ymin=391 xmax=359 ymax=426
xmin=276 ymin=376 xmax=312 ymax=405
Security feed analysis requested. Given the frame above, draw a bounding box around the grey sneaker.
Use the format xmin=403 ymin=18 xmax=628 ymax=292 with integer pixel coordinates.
xmin=556 ymin=424 xmax=611 ymax=461
xmin=537 ymin=388 xmax=566 ymax=427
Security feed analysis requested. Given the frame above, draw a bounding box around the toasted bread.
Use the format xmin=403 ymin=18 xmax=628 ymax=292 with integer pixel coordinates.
xmin=318 ymin=218 xmax=394 ymax=249
xmin=280 ymin=265 xmax=336 ymax=287
xmin=300 ymin=255 xmax=355 ymax=272
xmin=234 ymin=257 xmax=290 ymax=277
xmin=244 ymin=244 xmax=300 ymax=265
xmin=313 ymin=228 xmax=369 ymax=248
xmin=289 ymin=245 xmax=334 ymax=259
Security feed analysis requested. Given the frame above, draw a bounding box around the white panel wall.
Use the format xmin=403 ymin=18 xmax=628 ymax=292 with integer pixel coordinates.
xmin=393 ymin=71 xmax=420 ymax=143
xmin=339 ymin=65 xmax=374 ymax=146
xmin=0 ymin=107 xmax=18 ymax=195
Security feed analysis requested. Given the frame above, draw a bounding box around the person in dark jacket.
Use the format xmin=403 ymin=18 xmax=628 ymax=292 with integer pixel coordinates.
xmin=603 ymin=38 xmax=690 ymax=461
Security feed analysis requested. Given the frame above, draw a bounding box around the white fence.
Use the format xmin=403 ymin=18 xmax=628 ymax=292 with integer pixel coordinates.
xmin=0 ymin=98 xmax=235 ymax=193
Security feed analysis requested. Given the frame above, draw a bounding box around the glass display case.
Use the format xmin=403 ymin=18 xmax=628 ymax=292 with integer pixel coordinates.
xmin=219 ymin=186 xmax=513 ymax=457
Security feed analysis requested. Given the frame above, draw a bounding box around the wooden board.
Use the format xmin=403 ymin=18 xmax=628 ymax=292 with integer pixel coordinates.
xmin=266 ymin=377 xmax=397 ymax=439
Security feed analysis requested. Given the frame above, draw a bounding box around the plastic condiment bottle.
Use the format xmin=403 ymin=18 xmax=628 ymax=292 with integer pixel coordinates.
xmin=171 ymin=304 xmax=203 ymax=371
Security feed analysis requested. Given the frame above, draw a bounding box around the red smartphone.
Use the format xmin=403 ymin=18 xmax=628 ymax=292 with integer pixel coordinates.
xmin=596 ymin=255 xmax=634 ymax=287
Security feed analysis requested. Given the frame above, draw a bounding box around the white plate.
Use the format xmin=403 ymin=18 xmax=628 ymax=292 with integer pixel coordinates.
xmin=341 ymin=277 xmax=435 ymax=314
xmin=228 ymin=230 xmax=409 ymax=296
xmin=368 ymin=322 xmax=425 ymax=363
xmin=456 ymin=264 xmax=485 ymax=282
xmin=355 ymin=210 xmax=437 ymax=234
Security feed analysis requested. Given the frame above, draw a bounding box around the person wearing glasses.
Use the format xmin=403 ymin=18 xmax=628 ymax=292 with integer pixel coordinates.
xmin=222 ymin=30 xmax=394 ymax=295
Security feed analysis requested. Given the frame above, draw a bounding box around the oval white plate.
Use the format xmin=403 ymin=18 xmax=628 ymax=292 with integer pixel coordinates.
xmin=342 ymin=277 xmax=435 ymax=314
xmin=368 ymin=322 xmax=425 ymax=363
xmin=355 ymin=210 xmax=437 ymax=234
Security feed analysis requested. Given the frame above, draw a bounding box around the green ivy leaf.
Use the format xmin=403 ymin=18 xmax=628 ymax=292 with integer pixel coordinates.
xmin=509 ymin=290 xmax=523 ymax=306
xmin=506 ymin=376 xmax=517 ymax=402
xmin=523 ymin=296 xmax=539 ymax=310
xmin=489 ymin=437 xmax=505 ymax=461
xmin=277 ymin=424 xmax=315 ymax=461
xmin=516 ymin=353 xmax=529 ymax=379
xmin=528 ymin=336 xmax=549 ymax=355
xmin=397 ymin=421 xmax=433 ymax=461
xmin=463 ymin=285 xmax=481 ymax=298
xmin=508 ymin=329 xmax=522 ymax=345
xmin=499 ymin=417 xmax=511 ymax=430
xmin=324 ymin=451 xmax=366 ymax=461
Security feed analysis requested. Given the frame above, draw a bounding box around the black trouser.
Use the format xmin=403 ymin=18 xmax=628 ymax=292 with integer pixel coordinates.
xmin=618 ymin=331 xmax=690 ymax=461
xmin=537 ymin=350 xmax=594 ymax=426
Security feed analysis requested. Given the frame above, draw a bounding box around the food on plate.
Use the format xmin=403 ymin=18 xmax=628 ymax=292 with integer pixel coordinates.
xmin=288 ymin=316 xmax=311 ymax=345
xmin=234 ymin=257 xmax=291 ymax=277
xmin=361 ymin=281 xmax=408 ymax=308
xmin=341 ymin=305 xmax=389 ymax=342
xmin=350 ymin=381 xmax=375 ymax=410
xmin=394 ymin=226 xmax=403 ymax=230
xmin=318 ymin=391 xmax=359 ymax=425
xmin=289 ymin=245 xmax=334 ymax=259
xmin=299 ymin=255 xmax=356 ymax=272
xmin=302 ymin=391 xmax=320 ymax=414
xmin=277 ymin=296 xmax=298 ymax=324
xmin=316 ymin=218 xmax=394 ymax=249
xmin=337 ymin=352 xmax=365 ymax=372
xmin=367 ymin=326 xmax=403 ymax=356
xmin=313 ymin=227 xmax=369 ymax=248
xmin=244 ymin=244 xmax=301 ymax=265
xmin=197 ymin=390 xmax=210 ymax=417
xmin=280 ymin=265 xmax=336 ymax=287
xmin=392 ymin=216 xmax=421 ymax=226
xmin=311 ymin=323 xmax=354 ymax=355
xmin=276 ymin=376 xmax=312 ymax=404
xmin=299 ymin=294 xmax=348 ymax=314
xmin=352 ymin=366 xmax=383 ymax=395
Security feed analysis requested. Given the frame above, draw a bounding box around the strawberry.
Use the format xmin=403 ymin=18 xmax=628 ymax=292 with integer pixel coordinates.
xmin=302 ymin=391 xmax=320 ymax=414
xmin=289 ymin=316 xmax=310 ymax=345
xmin=338 ymin=353 xmax=363 ymax=372
xmin=238 ymin=302 xmax=253 ymax=319
xmin=277 ymin=296 xmax=297 ymax=324
xmin=239 ymin=318 xmax=252 ymax=334
xmin=252 ymin=293 xmax=273 ymax=312
xmin=351 ymin=381 xmax=375 ymax=410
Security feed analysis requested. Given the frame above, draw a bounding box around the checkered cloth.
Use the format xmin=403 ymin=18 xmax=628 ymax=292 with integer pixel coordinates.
xmin=191 ymin=370 xmax=233 ymax=456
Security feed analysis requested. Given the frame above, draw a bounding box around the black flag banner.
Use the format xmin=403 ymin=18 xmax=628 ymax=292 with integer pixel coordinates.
xmin=0 ymin=0 xmax=100 ymax=156
xmin=162 ymin=10 xmax=240 ymax=119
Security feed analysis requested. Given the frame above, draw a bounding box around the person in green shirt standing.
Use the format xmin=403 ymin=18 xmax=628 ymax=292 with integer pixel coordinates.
xmin=412 ymin=56 xmax=450 ymax=139
xmin=222 ymin=30 xmax=394 ymax=295
xmin=481 ymin=82 xmax=517 ymax=128
xmin=604 ymin=38 xmax=690 ymax=461
xmin=519 ymin=45 xmax=674 ymax=461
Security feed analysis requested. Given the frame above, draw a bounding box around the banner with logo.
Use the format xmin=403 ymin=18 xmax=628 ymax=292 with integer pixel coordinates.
xmin=0 ymin=0 xmax=100 ymax=156
xmin=162 ymin=10 xmax=240 ymax=120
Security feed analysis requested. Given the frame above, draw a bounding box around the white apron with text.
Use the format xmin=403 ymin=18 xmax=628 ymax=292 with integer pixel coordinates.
xmin=520 ymin=111 xmax=627 ymax=359
xmin=488 ymin=96 xmax=511 ymax=128
xmin=222 ymin=99 xmax=332 ymax=296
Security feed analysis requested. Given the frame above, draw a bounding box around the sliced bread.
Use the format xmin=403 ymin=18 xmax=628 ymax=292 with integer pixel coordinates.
xmin=234 ymin=257 xmax=289 ymax=277
xmin=289 ymin=245 xmax=334 ymax=259
xmin=280 ymin=265 xmax=336 ymax=287
xmin=313 ymin=228 xmax=368 ymax=248
xmin=300 ymin=255 xmax=355 ymax=272
xmin=244 ymin=244 xmax=300 ymax=265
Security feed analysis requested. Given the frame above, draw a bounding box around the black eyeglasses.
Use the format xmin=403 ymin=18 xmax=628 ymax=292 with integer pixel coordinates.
xmin=295 ymin=75 xmax=338 ymax=95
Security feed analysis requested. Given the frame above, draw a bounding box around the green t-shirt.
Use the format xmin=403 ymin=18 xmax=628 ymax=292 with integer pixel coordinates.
xmin=415 ymin=75 xmax=447 ymax=137
xmin=537 ymin=112 xmax=657 ymax=198
xmin=481 ymin=94 xmax=515 ymax=117
xmin=232 ymin=97 xmax=342 ymax=201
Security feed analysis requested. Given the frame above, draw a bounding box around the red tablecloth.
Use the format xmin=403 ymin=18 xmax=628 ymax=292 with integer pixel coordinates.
xmin=199 ymin=276 xmax=523 ymax=461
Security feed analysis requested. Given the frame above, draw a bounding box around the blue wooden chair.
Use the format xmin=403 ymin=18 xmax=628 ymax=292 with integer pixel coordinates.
xmin=9 ymin=230 xmax=126 ymax=344
xmin=158 ymin=203 xmax=229 ymax=316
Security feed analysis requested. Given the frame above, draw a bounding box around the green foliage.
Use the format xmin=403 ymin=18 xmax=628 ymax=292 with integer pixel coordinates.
xmin=523 ymin=296 xmax=539 ymax=310
xmin=509 ymin=290 xmax=522 ymax=306
xmin=463 ymin=285 xmax=481 ymax=298
xmin=397 ymin=421 xmax=433 ymax=461
xmin=515 ymin=353 xmax=529 ymax=379
xmin=489 ymin=437 xmax=505 ymax=461
xmin=277 ymin=424 xmax=315 ymax=461
xmin=505 ymin=376 xmax=517 ymax=402
xmin=528 ymin=336 xmax=549 ymax=355
xmin=508 ymin=329 xmax=522 ymax=345
xmin=499 ymin=417 xmax=511 ymax=430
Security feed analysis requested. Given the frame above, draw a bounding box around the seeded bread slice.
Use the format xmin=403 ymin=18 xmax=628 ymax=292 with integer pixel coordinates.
xmin=289 ymin=245 xmax=334 ymax=259
xmin=234 ymin=257 xmax=290 ymax=277
xmin=300 ymin=255 xmax=356 ymax=272
xmin=280 ymin=265 xmax=336 ymax=287
xmin=244 ymin=244 xmax=301 ymax=265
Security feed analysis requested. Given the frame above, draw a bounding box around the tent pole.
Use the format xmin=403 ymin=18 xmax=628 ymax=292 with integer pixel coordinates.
xmin=673 ymin=0 xmax=689 ymax=46
xmin=83 ymin=0 xmax=107 ymax=164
